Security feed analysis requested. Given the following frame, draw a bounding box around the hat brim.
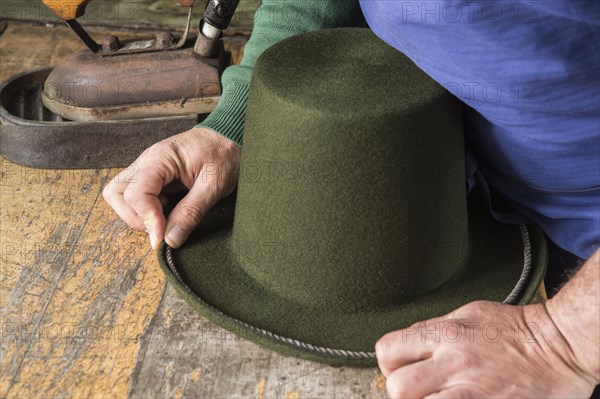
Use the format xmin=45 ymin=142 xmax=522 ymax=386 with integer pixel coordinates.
xmin=157 ymin=192 xmax=547 ymax=367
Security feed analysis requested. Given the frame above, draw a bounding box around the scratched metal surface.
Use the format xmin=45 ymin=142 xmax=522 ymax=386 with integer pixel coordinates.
xmin=0 ymin=21 xmax=387 ymax=398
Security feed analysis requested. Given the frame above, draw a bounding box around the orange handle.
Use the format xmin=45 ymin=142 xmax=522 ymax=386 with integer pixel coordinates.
xmin=41 ymin=0 xmax=92 ymax=21
xmin=176 ymin=0 xmax=195 ymax=7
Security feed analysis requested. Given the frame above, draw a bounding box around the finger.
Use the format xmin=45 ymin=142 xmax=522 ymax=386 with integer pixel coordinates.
xmin=125 ymin=192 xmax=166 ymax=249
xmin=424 ymin=387 xmax=472 ymax=399
xmin=164 ymin=169 xmax=221 ymax=248
xmin=122 ymin=164 xmax=170 ymax=249
xmin=386 ymin=358 xmax=446 ymax=399
xmin=376 ymin=316 xmax=449 ymax=377
xmin=108 ymin=194 xmax=147 ymax=231
xmin=102 ymin=178 xmax=146 ymax=231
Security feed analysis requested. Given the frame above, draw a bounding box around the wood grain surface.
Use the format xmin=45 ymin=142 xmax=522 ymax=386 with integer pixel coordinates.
xmin=0 ymin=21 xmax=387 ymax=398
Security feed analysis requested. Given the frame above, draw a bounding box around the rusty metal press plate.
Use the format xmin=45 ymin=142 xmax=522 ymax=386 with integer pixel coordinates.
xmin=0 ymin=68 xmax=203 ymax=169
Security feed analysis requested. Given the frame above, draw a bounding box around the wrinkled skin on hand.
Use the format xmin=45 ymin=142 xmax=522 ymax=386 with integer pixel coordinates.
xmin=376 ymin=301 xmax=596 ymax=398
xmin=103 ymin=127 xmax=240 ymax=249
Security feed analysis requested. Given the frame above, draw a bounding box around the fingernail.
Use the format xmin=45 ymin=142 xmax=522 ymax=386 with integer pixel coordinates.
xmin=165 ymin=225 xmax=188 ymax=248
xmin=149 ymin=233 xmax=158 ymax=250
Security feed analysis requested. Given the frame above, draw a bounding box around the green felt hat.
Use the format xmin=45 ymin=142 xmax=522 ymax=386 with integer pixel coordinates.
xmin=157 ymin=28 xmax=547 ymax=367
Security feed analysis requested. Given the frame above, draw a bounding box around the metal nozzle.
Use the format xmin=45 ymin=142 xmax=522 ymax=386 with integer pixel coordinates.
xmin=193 ymin=20 xmax=222 ymax=57
xmin=193 ymin=0 xmax=240 ymax=57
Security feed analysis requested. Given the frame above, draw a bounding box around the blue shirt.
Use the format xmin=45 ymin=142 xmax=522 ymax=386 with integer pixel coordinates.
xmin=359 ymin=0 xmax=600 ymax=259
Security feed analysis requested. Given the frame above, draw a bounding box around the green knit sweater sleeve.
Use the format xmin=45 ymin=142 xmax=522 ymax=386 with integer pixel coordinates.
xmin=195 ymin=0 xmax=363 ymax=146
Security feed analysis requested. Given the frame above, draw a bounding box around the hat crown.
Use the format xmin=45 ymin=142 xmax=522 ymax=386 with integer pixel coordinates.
xmin=231 ymin=29 xmax=468 ymax=312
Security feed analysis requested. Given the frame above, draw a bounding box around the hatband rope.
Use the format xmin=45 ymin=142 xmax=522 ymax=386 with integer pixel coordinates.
xmin=164 ymin=224 xmax=532 ymax=360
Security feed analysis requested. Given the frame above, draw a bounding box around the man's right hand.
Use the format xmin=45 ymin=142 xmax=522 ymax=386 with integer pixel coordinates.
xmin=102 ymin=127 xmax=241 ymax=249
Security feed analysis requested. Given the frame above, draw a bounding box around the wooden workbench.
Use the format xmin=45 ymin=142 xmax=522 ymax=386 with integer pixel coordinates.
xmin=0 ymin=21 xmax=387 ymax=398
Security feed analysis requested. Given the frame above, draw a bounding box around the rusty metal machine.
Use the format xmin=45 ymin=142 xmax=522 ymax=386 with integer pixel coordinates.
xmin=0 ymin=0 xmax=240 ymax=168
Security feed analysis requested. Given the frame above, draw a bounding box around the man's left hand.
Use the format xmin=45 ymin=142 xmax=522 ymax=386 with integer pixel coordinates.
xmin=376 ymin=300 xmax=597 ymax=398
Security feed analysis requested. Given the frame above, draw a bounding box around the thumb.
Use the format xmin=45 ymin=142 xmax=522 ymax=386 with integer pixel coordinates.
xmin=164 ymin=173 xmax=220 ymax=249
